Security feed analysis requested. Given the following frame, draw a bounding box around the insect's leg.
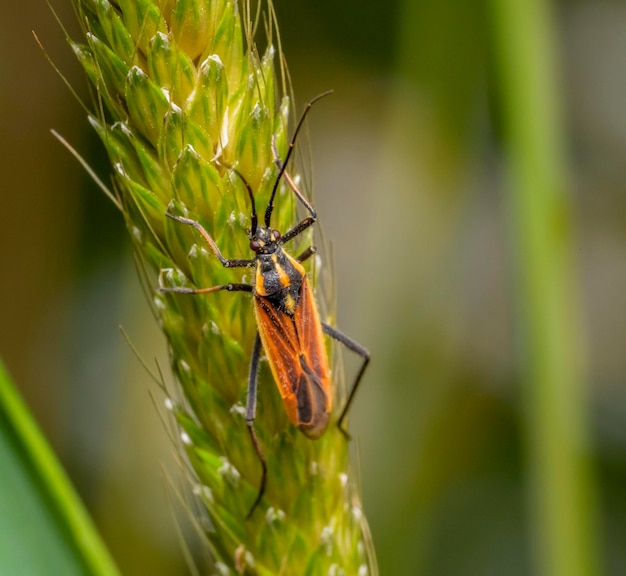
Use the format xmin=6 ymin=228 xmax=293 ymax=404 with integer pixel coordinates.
xmin=321 ymin=323 xmax=370 ymax=439
xmin=158 ymin=268 xmax=253 ymax=295
xmin=295 ymin=245 xmax=317 ymax=263
xmin=281 ymin=216 xmax=316 ymax=245
xmin=166 ymin=212 xmax=255 ymax=268
xmin=245 ymin=333 xmax=267 ymax=519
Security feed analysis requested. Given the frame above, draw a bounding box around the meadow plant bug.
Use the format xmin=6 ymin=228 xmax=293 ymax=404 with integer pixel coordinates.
xmin=161 ymin=92 xmax=369 ymax=517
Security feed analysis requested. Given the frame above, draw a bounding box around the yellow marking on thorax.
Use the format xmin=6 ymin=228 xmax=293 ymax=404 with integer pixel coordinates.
xmin=284 ymin=293 xmax=296 ymax=314
xmin=272 ymin=253 xmax=292 ymax=288
xmin=254 ymin=263 xmax=265 ymax=294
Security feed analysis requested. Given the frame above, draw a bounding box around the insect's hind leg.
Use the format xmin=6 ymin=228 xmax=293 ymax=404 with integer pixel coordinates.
xmin=321 ymin=323 xmax=370 ymax=439
xmin=245 ymin=333 xmax=267 ymax=519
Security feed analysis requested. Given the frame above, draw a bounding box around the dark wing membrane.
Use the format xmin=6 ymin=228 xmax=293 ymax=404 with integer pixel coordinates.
xmin=296 ymin=352 xmax=331 ymax=438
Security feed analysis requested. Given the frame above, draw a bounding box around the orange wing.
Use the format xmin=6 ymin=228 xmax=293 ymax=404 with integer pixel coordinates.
xmin=253 ymin=277 xmax=331 ymax=438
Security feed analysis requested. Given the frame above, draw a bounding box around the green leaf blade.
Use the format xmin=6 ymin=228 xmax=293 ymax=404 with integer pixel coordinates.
xmin=0 ymin=361 xmax=119 ymax=576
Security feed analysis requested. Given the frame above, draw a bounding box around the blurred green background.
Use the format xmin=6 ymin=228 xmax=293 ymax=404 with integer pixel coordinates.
xmin=1 ymin=0 xmax=625 ymax=574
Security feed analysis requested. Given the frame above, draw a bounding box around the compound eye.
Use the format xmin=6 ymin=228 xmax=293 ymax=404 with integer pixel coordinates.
xmin=250 ymin=239 xmax=261 ymax=252
xmin=271 ymin=229 xmax=281 ymax=242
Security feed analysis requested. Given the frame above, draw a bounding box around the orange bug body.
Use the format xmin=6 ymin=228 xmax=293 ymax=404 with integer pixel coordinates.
xmin=253 ymin=238 xmax=331 ymax=438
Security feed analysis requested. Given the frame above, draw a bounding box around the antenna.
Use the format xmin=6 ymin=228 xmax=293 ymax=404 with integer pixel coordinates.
xmin=232 ymin=169 xmax=258 ymax=236
xmin=264 ymin=90 xmax=333 ymax=227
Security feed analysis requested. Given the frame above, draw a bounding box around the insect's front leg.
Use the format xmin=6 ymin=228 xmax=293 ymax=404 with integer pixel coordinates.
xmin=166 ymin=212 xmax=255 ymax=269
xmin=321 ymin=322 xmax=370 ymax=439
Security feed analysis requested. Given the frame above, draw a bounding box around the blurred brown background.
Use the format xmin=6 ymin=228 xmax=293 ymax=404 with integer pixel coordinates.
xmin=2 ymin=0 xmax=626 ymax=574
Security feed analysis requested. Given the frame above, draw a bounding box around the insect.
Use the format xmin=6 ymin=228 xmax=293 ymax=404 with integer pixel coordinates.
xmin=161 ymin=92 xmax=369 ymax=517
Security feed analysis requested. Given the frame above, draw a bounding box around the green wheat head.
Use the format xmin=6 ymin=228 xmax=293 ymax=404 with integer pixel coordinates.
xmin=67 ymin=0 xmax=375 ymax=573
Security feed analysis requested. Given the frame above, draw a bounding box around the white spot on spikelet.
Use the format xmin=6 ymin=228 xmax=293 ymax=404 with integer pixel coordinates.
xmin=186 ymin=144 xmax=200 ymax=158
xmin=218 ymin=457 xmax=240 ymax=486
xmin=266 ymin=507 xmax=285 ymax=524
xmin=218 ymin=105 xmax=230 ymax=153
xmin=214 ymin=561 xmax=229 ymax=575
xmin=118 ymin=121 xmax=133 ymax=136
xmin=160 ymin=87 xmax=182 ymax=113
xmin=320 ymin=524 xmax=334 ymax=555
xmin=315 ymin=254 xmax=323 ymax=270
xmin=261 ymin=166 xmax=273 ymax=186
xmin=310 ymin=461 xmax=319 ymax=476
xmin=180 ymin=431 xmax=192 ymax=445
xmin=243 ymin=549 xmax=255 ymax=571
xmin=251 ymin=102 xmax=263 ymax=122
xmin=113 ymin=162 xmax=127 ymax=178
xmin=153 ymin=295 xmax=166 ymax=312
xmin=208 ymin=54 xmax=223 ymax=67
xmin=164 ymin=397 xmax=174 ymax=411
xmin=162 ymin=268 xmax=176 ymax=283
xmin=193 ymin=483 xmax=214 ymax=504
xmin=230 ymin=403 xmax=246 ymax=418
xmin=131 ymin=226 xmax=142 ymax=243
xmin=358 ymin=565 xmax=368 ymax=576
xmin=179 ymin=360 xmax=191 ymax=375
xmin=339 ymin=473 xmax=348 ymax=487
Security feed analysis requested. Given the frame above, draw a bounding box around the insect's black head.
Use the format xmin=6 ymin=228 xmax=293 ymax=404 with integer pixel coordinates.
xmin=249 ymin=225 xmax=281 ymax=255
xmin=231 ymin=171 xmax=281 ymax=252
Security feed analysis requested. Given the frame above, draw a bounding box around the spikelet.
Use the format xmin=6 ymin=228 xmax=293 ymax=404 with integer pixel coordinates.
xmin=69 ymin=0 xmax=376 ymax=573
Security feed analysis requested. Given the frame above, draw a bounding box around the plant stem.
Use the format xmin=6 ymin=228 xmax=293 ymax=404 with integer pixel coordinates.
xmin=491 ymin=1 xmax=600 ymax=575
